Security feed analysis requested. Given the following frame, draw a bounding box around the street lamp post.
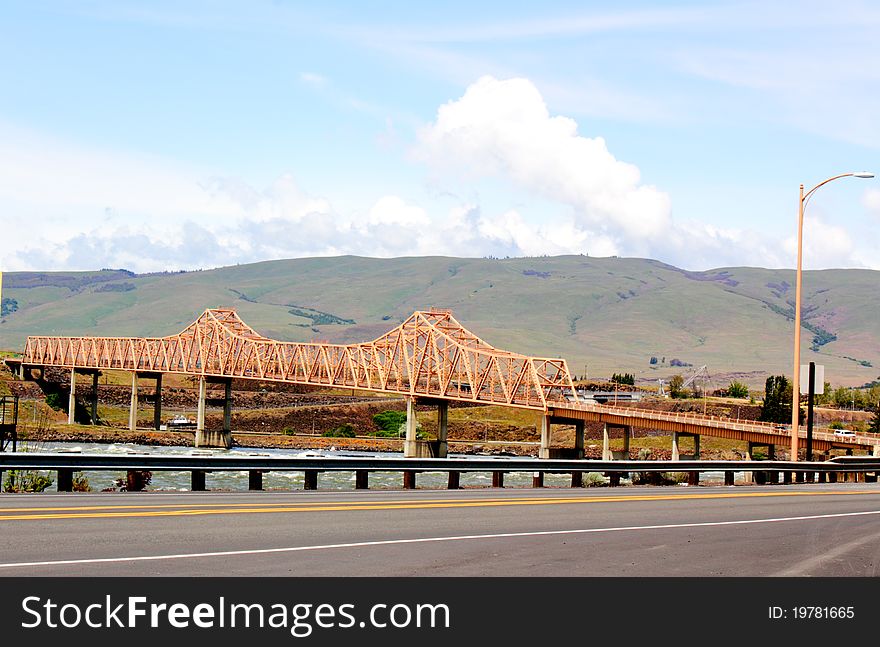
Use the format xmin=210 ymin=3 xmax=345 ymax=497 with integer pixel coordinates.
xmin=790 ymin=171 xmax=874 ymax=461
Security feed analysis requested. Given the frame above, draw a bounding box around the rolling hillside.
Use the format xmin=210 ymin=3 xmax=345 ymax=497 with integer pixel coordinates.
xmin=1 ymin=255 xmax=878 ymax=388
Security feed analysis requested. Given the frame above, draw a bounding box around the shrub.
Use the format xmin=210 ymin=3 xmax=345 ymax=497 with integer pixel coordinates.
xmin=3 ymin=470 xmax=53 ymax=492
xmin=283 ymin=427 xmax=297 ymax=436
xmin=828 ymin=421 xmax=845 ymax=430
xmin=72 ymin=472 xmax=91 ymax=492
xmin=322 ymin=424 xmax=355 ymax=438
xmin=115 ymin=471 xmax=152 ymax=492
xmin=726 ymin=381 xmax=750 ymax=398
xmin=373 ymin=410 xmax=407 ymax=432
xmin=583 ymin=472 xmax=607 ymax=487
xmin=45 ymin=392 xmax=64 ymax=411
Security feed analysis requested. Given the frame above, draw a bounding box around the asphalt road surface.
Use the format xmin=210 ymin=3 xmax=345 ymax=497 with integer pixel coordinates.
xmin=1 ymin=484 xmax=879 ymax=576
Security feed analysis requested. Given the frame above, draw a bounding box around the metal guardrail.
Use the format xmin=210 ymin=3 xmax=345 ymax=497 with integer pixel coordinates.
xmin=1 ymin=453 xmax=878 ymax=474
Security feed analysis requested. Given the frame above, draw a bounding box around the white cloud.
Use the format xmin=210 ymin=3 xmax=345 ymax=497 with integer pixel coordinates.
xmin=418 ymin=76 xmax=672 ymax=241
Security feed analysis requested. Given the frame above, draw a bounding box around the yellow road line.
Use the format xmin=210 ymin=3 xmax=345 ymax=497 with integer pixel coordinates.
xmin=1 ymin=489 xmax=878 ymax=521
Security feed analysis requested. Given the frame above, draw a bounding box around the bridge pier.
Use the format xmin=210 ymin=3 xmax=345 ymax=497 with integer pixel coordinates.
xmin=574 ymin=420 xmax=584 ymax=459
xmin=602 ymin=423 xmax=630 ymax=461
xmin=437 ymin=401 xmax=448 ymax=458
xmin=153 ymin=374 xmax=163 ymax=431
xmin=196 ymin=376 xmax=206 ymax=432
xmin=195 ymin=377 xmax=233 ymax=448
xmin=671 ymin=432 xmax=700 ymax=462
xmin=539 ymin=415 xmax=551 ymax=459
xmin=746 ymin=442 xmax=777 ymax=484
xmin=90 ymin=372 xmax=99 ymax=424
xmin=129 ymin=372 xmax=138 ymax=431
xmin=403 ymin=396 xmax=418 ymax=458
xmin=67 ymin=368 xmax=76 ymax=425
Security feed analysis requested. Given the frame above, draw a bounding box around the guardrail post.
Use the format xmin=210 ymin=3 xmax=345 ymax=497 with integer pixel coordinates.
xmin=57 ymin=468 xmax=73 ymax=492
xmin=492 ymin=471 xmax=504 ymax=488
xmin=447 ymin=471 xmax=460 ymax=490
xmin=795 ymin=472 xmax=804 ymax=483
xmin=724 ymin=471 xmax=735 ymax=486
xmin=532 ymin=472 xmax=544 ymax=488
xmin=191 ymin=470 xmax=205 ymax=491
xmin=571 ymin=471 xmax=583 ymax=488
xmin=866 ymin=472 xmax=877 ymax=483
xmin=355 ymin=470 xmax=369 ymax=490
xmin=403 ymin=470 xmax=416 ymax=490
xmin=609 ymin=472 xmax=620 ymax=487
xmin=782 ymin=471 xmax=791 ymax=485
xmin=248 ymin=470 xmax=262 ymax=491
xmin=818 ymin=471 xmax=826 ymax=483
xmin=805 ymin=472 xmax=815 ymax=483
xmin=688 ymin=471 xmax=699 ymax=486
xmin=304 ymin=470 xmax=319 ymax=490
xmin=828 ymin=472 xmax=837 ymax=483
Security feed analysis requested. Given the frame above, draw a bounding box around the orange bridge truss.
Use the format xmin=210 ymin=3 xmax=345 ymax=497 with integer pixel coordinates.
xmin=22 ymin=308 xmax=577 ymax=410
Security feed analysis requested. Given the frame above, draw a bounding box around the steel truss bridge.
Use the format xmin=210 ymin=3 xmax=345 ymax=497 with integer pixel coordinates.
xmin=7 ymin=308 xmax=878 ymax=458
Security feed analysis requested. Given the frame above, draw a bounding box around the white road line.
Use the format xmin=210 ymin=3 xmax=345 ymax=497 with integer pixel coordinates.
xmin=2 ymin=509 xmax=879 ymax=570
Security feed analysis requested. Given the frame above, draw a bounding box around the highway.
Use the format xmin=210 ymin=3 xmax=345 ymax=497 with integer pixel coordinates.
xmin=1 ymin=484 xmax=880 ymax=576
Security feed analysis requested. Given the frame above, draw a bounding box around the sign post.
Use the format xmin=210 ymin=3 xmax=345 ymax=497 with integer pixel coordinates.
xmin=801 ymin=363 xmax=824 ymax=462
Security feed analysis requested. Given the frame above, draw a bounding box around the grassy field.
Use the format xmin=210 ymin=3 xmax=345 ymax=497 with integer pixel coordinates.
xmin=2 ymin=255 xmax=878 ymax=387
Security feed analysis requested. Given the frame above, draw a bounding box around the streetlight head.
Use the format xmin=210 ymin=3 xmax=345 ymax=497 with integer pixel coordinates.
xmin=853 ymin=171 xmax=875 ymax=178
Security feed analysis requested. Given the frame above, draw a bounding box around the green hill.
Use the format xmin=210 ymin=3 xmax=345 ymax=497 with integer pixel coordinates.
xmin=1 ymin=255 xmax=877 ymax=388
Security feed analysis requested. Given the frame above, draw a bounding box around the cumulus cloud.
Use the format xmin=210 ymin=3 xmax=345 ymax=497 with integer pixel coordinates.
xmin=418 ymin=75 xmax=672 ymax=239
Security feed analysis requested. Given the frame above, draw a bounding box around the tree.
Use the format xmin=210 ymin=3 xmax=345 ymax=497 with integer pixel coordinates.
xmin=759 ymin=375 xmax=804 ymax=424
xmin=871 ymin=406 xmax=880 ymax=435
xmin=726 ymin=381 xmax=749 ymax=398
xmin=668 ymin=375 xmax=685 ymax=399
xmin=759 ymin=375 xmax=791 ymax=424
xmin=611 ymin=372 xmax=635 ymax=386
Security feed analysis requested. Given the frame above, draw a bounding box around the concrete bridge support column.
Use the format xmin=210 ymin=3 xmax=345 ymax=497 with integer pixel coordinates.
xmin=437 ymin=401 xmax=448 ymax=458
xmin=403 ymin=396 xmax=418 ymax=458
xmin=196 ymin=376 xmax=206 ymax=432
xmin=67 ymin=368 xmax=76 ymax=425
xmin=745 ymin=442 xmax=755 ymax=484
xmin=128 ymin=373 xmax=138 ymax=431
xmin=222 ymin=378 xmax=233 ymax=432
xmin=672 ymin=431 xmax=680 ymax=462
xmin=539 ymin=414 xmax=552 ymax=459
xmin=574 ymin=421 xmax=584 ymax=459
xmin=621 ymin=426 xmax=631 ymax=460
xmin=153 ymin=374 xmax=163 ymax=431
xmin=602 ymin=423 xmax=611 ymax=461
xmin=91 ymin=373 xmax=99 ymax=425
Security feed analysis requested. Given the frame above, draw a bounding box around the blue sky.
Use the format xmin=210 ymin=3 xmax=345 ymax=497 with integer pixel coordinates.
xmin=1 ymin=0 xmax=878 ymax=272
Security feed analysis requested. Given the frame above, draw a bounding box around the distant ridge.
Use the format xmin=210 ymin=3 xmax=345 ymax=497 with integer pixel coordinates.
xmin=1 ymin=255 xmax=877 ymax=387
